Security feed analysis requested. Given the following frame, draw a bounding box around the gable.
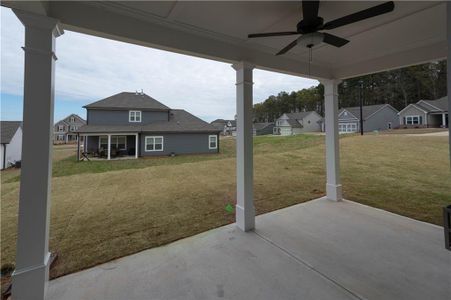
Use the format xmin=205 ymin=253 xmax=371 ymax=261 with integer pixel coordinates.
xmin=366 ymin=104 xmax=399 ymax=121
xmin=398 ymin=104 xmax=427 ymax=116
xmin=338 ymin=109 xmax=358 ymax=120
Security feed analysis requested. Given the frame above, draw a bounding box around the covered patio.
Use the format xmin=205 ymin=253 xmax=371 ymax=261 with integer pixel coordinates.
xmin=46 ymin=198 xmax=449 ymax=300
xmin=77 ymin=133 xmax=139 ymax=160
xmin=2 ymin=1 xmax=450 ymax=299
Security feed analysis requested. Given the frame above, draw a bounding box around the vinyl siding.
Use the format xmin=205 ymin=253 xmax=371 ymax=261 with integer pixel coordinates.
xmin=398 ymin=105 xmax=427 ymax=126
xmin=364 ymin=106 xmax=400 ymax=131
xmin=140 ymin=133 xmax=218 ymax=156
xmin=87 ymin=109 xmax=168 ymax=125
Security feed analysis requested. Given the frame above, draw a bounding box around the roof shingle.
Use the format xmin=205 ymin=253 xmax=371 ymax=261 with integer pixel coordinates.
xmin=1 ymin=121 xmax=22 ymax=144
xmin=84 ymin=92 xmax=170 ymax=110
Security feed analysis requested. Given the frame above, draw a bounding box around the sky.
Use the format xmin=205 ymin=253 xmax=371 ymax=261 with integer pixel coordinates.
xmin=0 ymin=7 xmax=318 ymax=123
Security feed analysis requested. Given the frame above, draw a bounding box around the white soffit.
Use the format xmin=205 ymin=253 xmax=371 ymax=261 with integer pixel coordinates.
xmin=3 ymin=1 xmax=447 ymax=79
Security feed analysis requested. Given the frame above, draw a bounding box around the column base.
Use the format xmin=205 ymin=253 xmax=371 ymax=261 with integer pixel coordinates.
xmin=236 ymin=204 xmax=255 ymax=232
xmin=12 ymin=252 xmax=50 ymax=300
xmin=326 ymin=183 xmax=343 ymax=201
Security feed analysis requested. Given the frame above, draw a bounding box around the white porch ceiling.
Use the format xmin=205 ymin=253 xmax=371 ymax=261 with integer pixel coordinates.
xmin=3 ymin=1 xmax=447 ymax=79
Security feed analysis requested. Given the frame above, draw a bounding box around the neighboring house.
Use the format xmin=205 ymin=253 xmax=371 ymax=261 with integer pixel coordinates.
xmin=253 ymin=122 xmax=275 ymax=136
xmin=1 ymin=121 xmax=22 ymax=170
xmin=54 ymin=114 xmax=86 ymax=144
xmin=210 ymin=119 xmax=236 ymax=136
xmin=338 ymin=104 xmax=399 ymax=133
xmin=273 ymin=112 xmax=323 ymax=136
xmin=77 ymin=92 xmax=220 ymax=159
xmin=398 ymin=96 xmax=448 ymax=128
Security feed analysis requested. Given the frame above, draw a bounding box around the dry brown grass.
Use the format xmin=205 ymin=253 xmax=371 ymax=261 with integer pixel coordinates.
xmin=1 ymin=134 xmax=449 ymax=283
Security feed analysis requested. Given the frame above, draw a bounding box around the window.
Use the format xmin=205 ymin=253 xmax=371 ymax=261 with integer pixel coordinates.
xmin=70 ymin=125 xmax=76 ymax=131
xmin=209 ymin=135 xmax=218 ymax=149
xmin=99 ymin=136 xmax=127 ymax=150
xmin=129 ymin=111 xmax=142 ymax=122
xmin=145 ymin=136 xmax=163 ymax=152
xmin=405 ymin=115 xmax=422 ymax=125
xmin=57 ymin=135 xmax=64 ymax=141
xmin=70 ymin=116 xmax=75 ymax=123
xmin=58 ymin=125 xmax=64 ymax=132
xmin=339 ymin=123 xmax=358 ymax=133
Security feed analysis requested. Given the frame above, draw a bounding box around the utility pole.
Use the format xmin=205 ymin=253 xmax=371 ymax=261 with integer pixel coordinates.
xmin=359 ymin=80 xmax=364 ymax=135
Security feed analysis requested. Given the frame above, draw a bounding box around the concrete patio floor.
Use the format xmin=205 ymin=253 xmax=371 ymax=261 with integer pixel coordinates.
xmin=47 ymin=198 xmax=450 ymax=300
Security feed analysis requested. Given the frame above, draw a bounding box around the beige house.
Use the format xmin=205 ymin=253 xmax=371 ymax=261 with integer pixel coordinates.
xmin=398 ymin=97 xmax=448 ymax=128
xmin=273 ymin=112 xmax=323 ymax=136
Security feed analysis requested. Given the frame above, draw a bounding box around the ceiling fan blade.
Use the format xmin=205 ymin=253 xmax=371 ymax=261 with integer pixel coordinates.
xmin=302 ymin=1 xmax=320 ymax=22
xmin=276 ymin=39 xmax=298 ymax=56
xmin=248 ymin=31 xmax=298 ymax=38
xmin=322 ymin=33 xmax=349 ymax=47
xmin=322 ymin=1 xmax=394 ymax=30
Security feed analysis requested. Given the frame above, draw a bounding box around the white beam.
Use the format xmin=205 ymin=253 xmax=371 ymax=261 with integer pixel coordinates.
xmin=107 ymin=134 xmax=111 ymax=160
xmin=11 ymin=9 xmax=62 ymax=300
xmin=321 ymin=79 xmax=342 ymax=202
xmin=232 ymin=61 xmax=255 ymax=231
xmin=447 ymin=1 xmax=451 ymax=168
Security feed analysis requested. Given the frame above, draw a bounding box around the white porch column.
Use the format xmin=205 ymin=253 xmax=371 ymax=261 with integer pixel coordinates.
xmin=12 ymin=10 xmax=63 ymax=300
xmin=107 ymin=134 xmax=111 ymax=160
xmin=448 ymin=1 xmax=451 ymax=166
xmin=443 ymin=113 xmax=447 ymax=128
xmin=135 ymin=134 xmax=139 ymax=158
xmin=321 ymin=79 xmax=343 ymax=201
xmin=232 ymin=61 xmax=255 ymax=231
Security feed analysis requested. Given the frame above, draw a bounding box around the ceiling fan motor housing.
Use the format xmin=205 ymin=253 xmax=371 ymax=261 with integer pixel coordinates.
xmin=297 ymin=17 xmax=324 ymax=34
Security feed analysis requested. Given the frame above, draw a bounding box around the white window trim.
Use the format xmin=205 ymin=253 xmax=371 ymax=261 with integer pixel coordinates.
xmin=129 ymin=110 xmax=142 ymax=123
xmin=70 ymin=117 xmax=75 ymax=123
xmin=209 ymin=135 xmax=218 ymax=150
xmin=405 ymin=115 xmax=421 ymax=125
xmin=145 ymin=136 xmax=164 ymax=152
xmin=58 ymin=125 xmax=64 ymax=132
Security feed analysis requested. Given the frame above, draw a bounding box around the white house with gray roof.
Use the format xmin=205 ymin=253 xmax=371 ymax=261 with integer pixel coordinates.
xmin=338 ymin=104 xmax=399 ymax=133
xmin=398 ymin=97 xmax=448 ymax=128
xmin=273 ymin=111 xmax=323 ymax=136
xmin=77 ymin=91 xmax=220 ymax=160
xmin=1 ymin=121 xmax=22 ymax=169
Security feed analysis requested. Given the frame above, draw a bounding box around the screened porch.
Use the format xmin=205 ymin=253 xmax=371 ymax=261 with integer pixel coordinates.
xmin=78 ymin=133 xmax=139 ymax=160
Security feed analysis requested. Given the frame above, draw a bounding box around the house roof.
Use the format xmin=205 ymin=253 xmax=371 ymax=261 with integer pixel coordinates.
xmin=418 ymin=97 xmax=448 ymax=112
xmin=339 ymin=104 xmax=397 ymax=120
xmin=282 ymin=112 xmax=318 ymax=128
xmin=55 ymin=114 xmax=86 ymax=126
xmin=1 ymin=121 xmax=22 ymax=144
xmin=84 ymin=92 xmax=170 ymax=111
xmin=77 ymin=109 xmax=220 ymax=134
xmin=254 ymin=122 xmax=274 ymax=130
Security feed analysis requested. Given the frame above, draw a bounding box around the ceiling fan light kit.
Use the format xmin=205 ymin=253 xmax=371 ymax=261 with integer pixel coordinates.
xmin=247 ymin=1 xmax=395 ymax=56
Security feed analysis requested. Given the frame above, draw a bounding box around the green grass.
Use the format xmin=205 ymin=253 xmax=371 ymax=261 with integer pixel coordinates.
xmin=1 ymin=133 xmax=449 ymax=286
xmin=4 ymin=134 xmax=324 ymax=182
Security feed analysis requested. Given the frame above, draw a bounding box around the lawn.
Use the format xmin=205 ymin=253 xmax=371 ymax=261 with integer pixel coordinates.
xmin=1 ymin=133 xmax=450 ymax=285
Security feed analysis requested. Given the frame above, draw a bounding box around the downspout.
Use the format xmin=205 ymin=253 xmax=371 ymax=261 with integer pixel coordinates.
xmin=2 ymin=144 xmax=6 ymax=169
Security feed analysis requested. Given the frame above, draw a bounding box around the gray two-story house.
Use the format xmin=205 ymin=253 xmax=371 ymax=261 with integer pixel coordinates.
xmin=54 ymin=114 xmax=86 ymax=144
xmin=76 ymin=92 xmax=220 ymax=160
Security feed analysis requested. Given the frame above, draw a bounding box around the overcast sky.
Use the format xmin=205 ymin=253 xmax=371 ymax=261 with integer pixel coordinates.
xmin=1 ymin=7 xmax=317 ymax=122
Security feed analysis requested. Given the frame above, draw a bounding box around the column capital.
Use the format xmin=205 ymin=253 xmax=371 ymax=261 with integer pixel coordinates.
xmin=13 ymin=9 xmax=64 ymax=37
xmin=231 ymin=61 xmax=255 ymax=71
xmin=318 ymin=78 xmax=342 ymax=86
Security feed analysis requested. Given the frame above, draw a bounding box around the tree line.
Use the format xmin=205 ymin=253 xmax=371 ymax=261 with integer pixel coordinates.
xmin=253 ymin=60 xmax=447 ymax=122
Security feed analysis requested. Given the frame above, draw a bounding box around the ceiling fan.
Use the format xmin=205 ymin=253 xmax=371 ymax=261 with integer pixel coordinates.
xmin=248 ymin=1 xmax=395 ymax=55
